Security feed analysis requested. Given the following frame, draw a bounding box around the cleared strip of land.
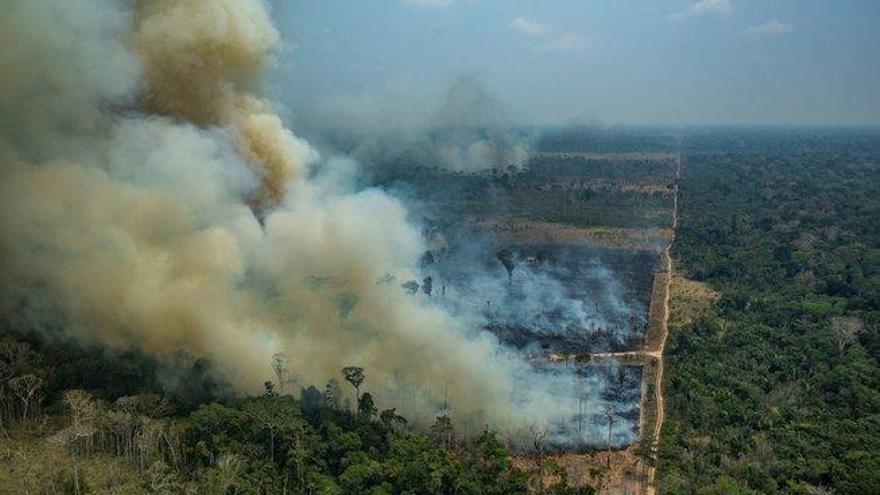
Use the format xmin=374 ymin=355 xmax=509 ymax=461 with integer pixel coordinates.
xmin=536 ymin=181 xmax=676 ymax=194
xmin=643 ymin=152 xmax=681 ymax=495
xmin=470 ymin=220 xmax=671 ymax=252
xmin=531 ymin=152 xmax=679 ymax=162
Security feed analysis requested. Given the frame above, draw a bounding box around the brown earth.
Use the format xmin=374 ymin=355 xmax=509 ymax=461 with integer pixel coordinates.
xmin=470 ymin=219 xmax=671 ymax=252
xmin=667 ymin=276 xmax=719 ymax=329
xmin=514 ymin=447 xmax=650 ymax=495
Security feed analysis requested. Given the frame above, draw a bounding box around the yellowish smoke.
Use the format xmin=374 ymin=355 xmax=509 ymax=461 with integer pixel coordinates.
xmin=135 ymin=0 xmax=313 ymax=211
xmin=0 ymin=0 xmax=578 ymax=435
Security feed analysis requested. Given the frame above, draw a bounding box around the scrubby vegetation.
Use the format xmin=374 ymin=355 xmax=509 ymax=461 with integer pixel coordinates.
xmin=360 ymin=144 xmax=676 ymax=230
xmin=658 ymin=132 xmax=880 ymax=494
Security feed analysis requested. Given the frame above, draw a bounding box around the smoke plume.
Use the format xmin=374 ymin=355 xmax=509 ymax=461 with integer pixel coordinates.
xmin=135 ymin=0 xmax=314 ymax=211
xmin=0 ymin=0 xmax=634 ymax=445
xmin=428 ymin=76 xmax=530 ymax=172
xmin=303 ymin=76 xmax=530 ymax=174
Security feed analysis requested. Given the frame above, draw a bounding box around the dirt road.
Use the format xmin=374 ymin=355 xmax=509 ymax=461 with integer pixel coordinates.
xmin=645 ymin=152 xmax=681 ymax=495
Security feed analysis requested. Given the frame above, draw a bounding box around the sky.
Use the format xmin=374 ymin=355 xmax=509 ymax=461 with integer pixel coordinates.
xmin=270 ymin=0 xmax=880 ymax=127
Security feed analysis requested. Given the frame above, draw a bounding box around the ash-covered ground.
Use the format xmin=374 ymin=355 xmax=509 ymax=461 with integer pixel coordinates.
xmin=415 ymin=233 xmax=650 ymax=449
xmin=426 ymin=242 xmax=655 ymax=354
xmin=552 ymin=362 xmax=642 ymax=450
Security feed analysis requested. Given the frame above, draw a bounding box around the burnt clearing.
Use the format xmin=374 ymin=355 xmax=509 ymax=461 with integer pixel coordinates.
xmin=362 ymin=129 xmax=678 ymax=450
xmin=429 ymin=243 xmax=657 ymax=354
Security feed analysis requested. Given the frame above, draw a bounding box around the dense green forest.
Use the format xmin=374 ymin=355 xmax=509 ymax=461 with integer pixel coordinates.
xmin=533 ymin=127 xmax=678 ymax=153
xmin=658 ymin=139 xmax=880 ymax=494
xmin=0 ymin=333 xmax=593 ymax=494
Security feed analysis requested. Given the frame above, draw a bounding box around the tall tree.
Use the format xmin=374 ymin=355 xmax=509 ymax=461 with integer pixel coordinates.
xmin=605 ymin=409 xmax=615 ymax=465
xmin=271 ymin=353 xmax=290 ymax=394
xmin=323 ymin=379 xmax=342 ymax=410
xmin=51 ymin=390 xmax=101 ymax=495
xmin=341 ymin=366 xmax=365 ymax=403
xmin=529 ymin=424 xmax=548 ymax=490
xmin=244 ymin=397 xmax=299 ymax=464
xmin=9 ymin=374 xmax=44 ymax=421
xmin=379 ymin=408 xmax=408 ymax=435
xmin=431 ymin=414 xmax=455 ymax=450
xmin=358 ymin=392 xmax=377 ymax=419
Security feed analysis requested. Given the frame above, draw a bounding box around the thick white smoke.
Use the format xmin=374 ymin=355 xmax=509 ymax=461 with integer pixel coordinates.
xmin=0 ymin=0 xmax=633 ymax=444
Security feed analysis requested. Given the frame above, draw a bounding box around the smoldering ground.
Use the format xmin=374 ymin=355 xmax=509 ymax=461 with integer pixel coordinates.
xmin=418 ymin=236 xmax=651 ymax=354
xmin=0 ymin=0 xmax=639 ymax=448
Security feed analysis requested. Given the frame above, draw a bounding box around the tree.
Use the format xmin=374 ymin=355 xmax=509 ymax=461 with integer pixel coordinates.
xmin=300 ymin=385 xmax=323 ymax=418
xmin=380 ymin=408 xmax=408 ymax=435
xmin=422 ymin=276 xmax=433 ymax=297
xmin=202 ymin=454 xmax=243 ymax=495
xmin=496 ymin=248 xmax=516 ymax=284
xmin=9 ymin=374 xmax=44 ymax=421
xmin=264 ymin=380 xmax=277 ymax=397
xmin=831 ymin=316 xmax=863 ymax=355
xmin=50 ymin=390 xmax=101 ymax=495
xmin=64 ymin=390 xmax=99 ymax=433
xmin=243 ymin=397 xmax=299 ymax=464
xmin=358 ymin=392 xmax=377 ymax=419
xmin=0 ymin=340 xmax=29 ymax=383
xmin=146 ymin=460 xmax=183 ymax=495
xmin=324 ymin=379 xmax=342 ymax=410
xmin=605 ymin=409 xmax=615 ymax=464
xmin=431 ymin=414 xmax=454 ymax=450
xmin=528 ymin=424 xmax=548 ymax=491
xmin=271 ymin=353 xmax=290 ymax=394
xmin=342 ymin=366 xmax=366 ymax=403
xmin=0 ymin=341 xmax=23 ymax=427
xmin=636 ymin=432 xmax=656 ymax=467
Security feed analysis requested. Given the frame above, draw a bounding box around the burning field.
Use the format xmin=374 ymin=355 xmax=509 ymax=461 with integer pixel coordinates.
xmin=361 ymin=141 xmax=679 ymax=449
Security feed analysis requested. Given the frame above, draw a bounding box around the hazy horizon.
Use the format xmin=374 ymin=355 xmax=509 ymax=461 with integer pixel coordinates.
xmin=270 ymin=0 xmax=880 ymax=128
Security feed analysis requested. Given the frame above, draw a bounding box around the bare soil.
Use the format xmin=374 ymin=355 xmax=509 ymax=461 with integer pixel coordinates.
xmin=471 ymin=219 xmax=672 ymax=252
xmin=514 ymin=447 xmax=651 ymax=495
